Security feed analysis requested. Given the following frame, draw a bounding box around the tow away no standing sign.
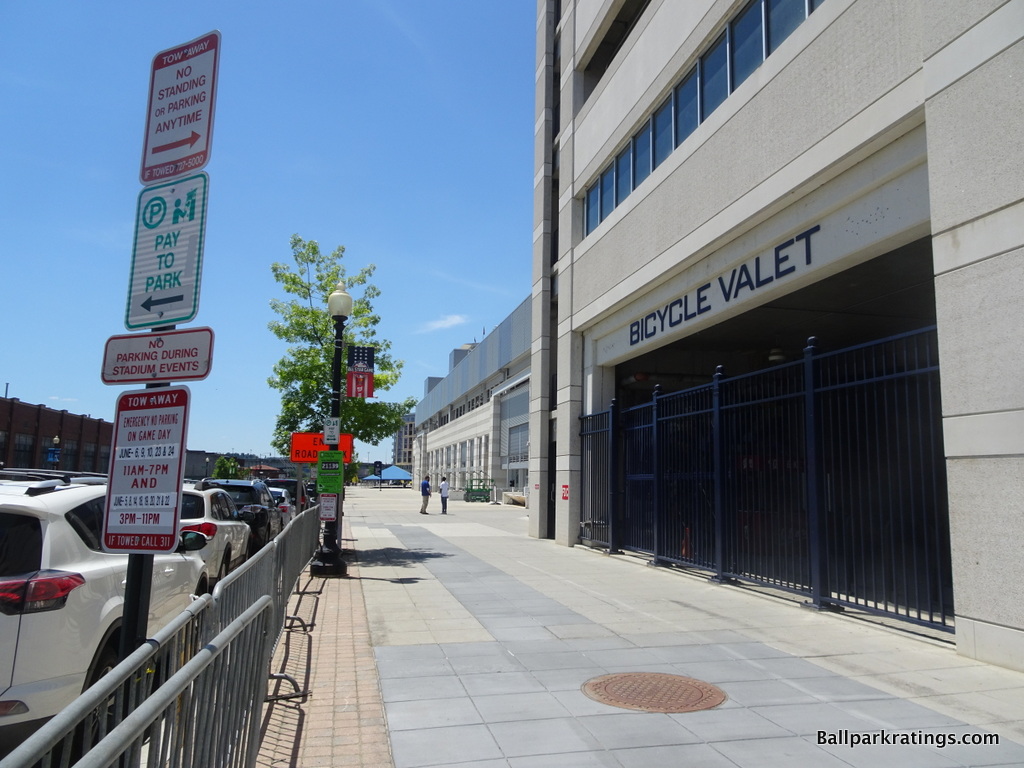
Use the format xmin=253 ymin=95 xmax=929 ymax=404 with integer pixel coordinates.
xmin=141 ymin=31 xmax=220 ymax=184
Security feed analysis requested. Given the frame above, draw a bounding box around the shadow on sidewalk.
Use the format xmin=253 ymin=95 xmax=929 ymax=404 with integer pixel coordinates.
xmin=355 ymin=546 xmax=454 ymax=569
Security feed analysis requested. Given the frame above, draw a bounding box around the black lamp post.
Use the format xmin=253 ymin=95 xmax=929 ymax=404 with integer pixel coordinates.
xmin=311 ymin=281 xmax=352 ymax=577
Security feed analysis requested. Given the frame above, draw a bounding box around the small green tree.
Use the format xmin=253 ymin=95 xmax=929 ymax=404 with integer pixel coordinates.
xmin=212 ymin=456 xmax=245 ymax=479
xmin=268 ymin=235 xmax=416 ymax=455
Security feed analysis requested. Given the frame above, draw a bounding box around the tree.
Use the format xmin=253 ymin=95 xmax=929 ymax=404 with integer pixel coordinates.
xmin=267 ymin=235 xmax=416 ymax=455
xmin=212 ymin=456 xmax=245 ymax=479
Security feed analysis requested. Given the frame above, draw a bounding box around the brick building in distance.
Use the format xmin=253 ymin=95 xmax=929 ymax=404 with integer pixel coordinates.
xmin=0 ymin=397 xmax=113 ymax=473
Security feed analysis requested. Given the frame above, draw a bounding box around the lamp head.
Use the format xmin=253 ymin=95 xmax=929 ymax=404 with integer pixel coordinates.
xmin=328 ymin=282 xmax=353 ymax=319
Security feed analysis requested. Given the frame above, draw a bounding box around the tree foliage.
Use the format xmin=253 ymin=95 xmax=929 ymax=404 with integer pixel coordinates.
xmin=212 ymin=456 xmax=245 ymax=479
xmin=267 ymin=235 xmax=416 ymax=455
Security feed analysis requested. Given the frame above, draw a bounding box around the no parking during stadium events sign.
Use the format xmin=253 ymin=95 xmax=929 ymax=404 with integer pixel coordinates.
xmin=103 ymin=387 xmax=190 ymax=554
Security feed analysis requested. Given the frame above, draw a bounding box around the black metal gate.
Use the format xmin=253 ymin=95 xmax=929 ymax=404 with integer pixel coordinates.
xmin=579 ymin=328 xmax=953 ymax=630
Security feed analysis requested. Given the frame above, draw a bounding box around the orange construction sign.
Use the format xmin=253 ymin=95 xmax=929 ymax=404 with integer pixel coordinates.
xmin=290 ymin=432 xmax=353 ymax=463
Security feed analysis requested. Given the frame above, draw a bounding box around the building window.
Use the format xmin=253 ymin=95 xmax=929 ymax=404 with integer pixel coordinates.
xmin=731 ymin=0 xmax=765 ymax=89
xmin=675 ymin=68 xmax=699 ymax=146
xmin=14 ymin=434 xmax=34 ymax=468
xmin=586 ymin=184 xmax=600 ymax=234
xmin=701 ymin=33 xmax=728 ymax=117
xmin=633 ymin=120 xmax=652 ymax=188
xmin=652 ymin=97 xmax=673 ymax=168
xmin=600 ymin=166 xmax=616 ymax=220
xmin=767 ymin=0 xmax=805 ymax=53
xmin=615 ymin=145 xmax=632 ymax=204
xmin=581 ymin=0 xmax=823 ymax=236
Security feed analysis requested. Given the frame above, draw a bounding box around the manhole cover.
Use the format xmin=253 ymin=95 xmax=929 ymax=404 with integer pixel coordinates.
xmin=581 ymin=672 xmax=727 ymax=713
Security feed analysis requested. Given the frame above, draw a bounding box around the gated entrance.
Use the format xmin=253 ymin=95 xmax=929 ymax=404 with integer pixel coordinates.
xmin=579 ymin=328 xmax=953 ymax=630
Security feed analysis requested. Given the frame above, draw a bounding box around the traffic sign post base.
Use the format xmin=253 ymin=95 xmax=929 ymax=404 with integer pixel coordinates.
xmin=310 ymin=551 xmax=347 ymax=578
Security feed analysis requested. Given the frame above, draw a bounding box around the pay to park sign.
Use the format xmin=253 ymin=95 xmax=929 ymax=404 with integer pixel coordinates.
xmin=103 ymin=387 xmax=190 ymax=554
xmin=125 ymin=173 xmax=209 ymax=330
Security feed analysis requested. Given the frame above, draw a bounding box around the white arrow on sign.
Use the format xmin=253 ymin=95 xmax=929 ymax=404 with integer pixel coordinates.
xmin=125 ymin=173 xmax=208 ymax=330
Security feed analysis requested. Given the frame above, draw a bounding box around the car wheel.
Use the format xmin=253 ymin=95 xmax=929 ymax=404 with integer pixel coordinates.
xmin=216 ymin=552 xmax=230 ymax=585
xmin=195 ymin=577 xmax=210 ymax=596
xmin=69 ymin=642 xmax=120 ymax=759
xmin=85 ymin=642 xmax=119 ymax=691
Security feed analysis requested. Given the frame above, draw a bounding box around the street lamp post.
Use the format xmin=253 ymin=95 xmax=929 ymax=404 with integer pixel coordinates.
xmin=311 ymin=281 xmax=352 ymax=577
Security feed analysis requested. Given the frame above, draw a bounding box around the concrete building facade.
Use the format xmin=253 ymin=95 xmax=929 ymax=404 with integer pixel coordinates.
xmin=413 ymin=298 xmax=531 ymax=498
xmin=531 ymin=0 xmax=1024 ymax=670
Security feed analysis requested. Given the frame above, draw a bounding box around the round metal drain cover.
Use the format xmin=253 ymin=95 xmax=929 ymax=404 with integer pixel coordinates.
xmin=581 ymin=672 xmax=727 ymax=713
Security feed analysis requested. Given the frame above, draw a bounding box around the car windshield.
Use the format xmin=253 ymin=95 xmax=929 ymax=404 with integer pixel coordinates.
xmin=0 ymin=511 xmax=43 ymax=576
xmin=270 ymin=490 xmax=285 ymax=501
xmin=223 ymin=487 xmax=259 ymax=506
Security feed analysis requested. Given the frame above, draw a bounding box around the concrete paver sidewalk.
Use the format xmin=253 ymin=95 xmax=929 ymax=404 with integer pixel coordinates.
xmin=260 ymin=488 xmax=1024 ymax=767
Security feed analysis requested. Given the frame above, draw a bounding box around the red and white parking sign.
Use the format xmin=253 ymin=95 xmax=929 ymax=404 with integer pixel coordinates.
xmin=103 ymin=387 xmax=190 ymax=554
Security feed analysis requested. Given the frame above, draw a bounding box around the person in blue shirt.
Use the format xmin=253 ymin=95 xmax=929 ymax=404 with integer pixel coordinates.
xmin=419 ymin=475 xmax=431 ymax=514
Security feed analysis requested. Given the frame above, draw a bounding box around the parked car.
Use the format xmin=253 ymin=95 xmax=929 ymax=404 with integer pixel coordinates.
xmin=0 ymin=479 xmax=208 ymax=756
xmin=268 ymin=487 xmax=296 ymax=527
xmin=180 ymin=484 xmax=250 ymax=584
xmin=197 ymin=479 xmax=282 ymax=556
xmin=265 ymin=477 xmax=307 ymax=512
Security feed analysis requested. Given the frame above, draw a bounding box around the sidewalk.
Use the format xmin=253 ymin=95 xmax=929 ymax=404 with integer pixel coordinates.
xmin=260 ymin=487 xmax=1024 ymax=767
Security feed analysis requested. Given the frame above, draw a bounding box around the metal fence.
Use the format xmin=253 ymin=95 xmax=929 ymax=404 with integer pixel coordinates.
xmin=579 ymin=328 xmax=954 ymax=629
xmin=2 ymin=507 xmax=322 ymax=768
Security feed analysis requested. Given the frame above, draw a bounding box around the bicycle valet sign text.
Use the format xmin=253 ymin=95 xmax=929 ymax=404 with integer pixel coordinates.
xmin=141 ymin=31 xmax=220 ymax=184
xmin=126 ymin=173 xmax=208 ymax=329
xmin=103 ymin=387 xmax=190 ymax=554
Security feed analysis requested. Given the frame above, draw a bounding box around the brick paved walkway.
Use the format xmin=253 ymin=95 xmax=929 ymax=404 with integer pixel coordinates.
xmin=257 ymin=517 xmax=393 ymax=768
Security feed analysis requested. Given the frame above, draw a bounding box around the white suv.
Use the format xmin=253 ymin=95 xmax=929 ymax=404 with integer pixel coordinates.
xmin=180 ymin=484 xmax=250 ymax=583
xmin=0 ymin=480 xmax=208 ymax=756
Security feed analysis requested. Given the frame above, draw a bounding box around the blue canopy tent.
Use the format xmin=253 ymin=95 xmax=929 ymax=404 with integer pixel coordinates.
xmin=380 ymin=465 xmax=412 ymax=481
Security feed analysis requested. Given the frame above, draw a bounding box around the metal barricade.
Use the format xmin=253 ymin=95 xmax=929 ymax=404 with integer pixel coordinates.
xmin=2 ymin=508 xmax=322 ymax=768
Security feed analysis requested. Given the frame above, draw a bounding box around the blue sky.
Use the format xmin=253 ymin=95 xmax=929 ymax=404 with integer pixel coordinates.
xmin=1 ymin=2 xmax=535 ymax=464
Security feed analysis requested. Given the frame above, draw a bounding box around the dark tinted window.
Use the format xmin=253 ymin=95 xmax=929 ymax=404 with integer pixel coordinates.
xmin=701 ymin=33 xmax=728 ymax=118
xmin=64 ymin=497 xmax=105 ymax=552
xmin=220 ymin=486 xmax=260 ymax=506
xmin=180 ymin=493 xmax=203 ymax=520
xmin=732 ymin=0 xmax=764 ymax=89
xmin=585 ymin=184 xmax=600 ymax=234
xmin=633 ymin=121 xmax=652 ymax=187
xmin=652 ymin=98 xmax=673 ymax=168
xmin=675 ymin=69 xmax=699 ymax=145
xmin=615 ymin=146 xmax=632 ymax=203
xmin=212 ymin=493 xmax=235 ymax=521
xmin=600 ymin=166 xmax=615 ymax=219
xmin=0 ymin=511 xmax=42 ymax=575
xmin=768 ymin=0 xmax=805 ymax=53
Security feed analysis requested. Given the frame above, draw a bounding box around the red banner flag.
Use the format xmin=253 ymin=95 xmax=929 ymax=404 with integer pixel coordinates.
xmin=346 ymin=370 xmax=374 ymax=398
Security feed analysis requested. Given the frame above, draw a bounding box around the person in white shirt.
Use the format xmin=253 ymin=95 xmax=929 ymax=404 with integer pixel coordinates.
xmin=439 ymin=477 xmax=450 ymax=514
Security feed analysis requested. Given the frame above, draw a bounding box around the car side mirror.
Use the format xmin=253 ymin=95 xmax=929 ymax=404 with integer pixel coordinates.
xmin=178 ymin=530 xmax=209 ymax=552
xmin=237 ymin=509 xmax=255 ymax=523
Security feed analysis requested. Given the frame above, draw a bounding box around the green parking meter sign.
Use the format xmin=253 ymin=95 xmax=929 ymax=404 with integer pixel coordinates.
xmin=317 ymin=451 xmax=345 ymax=494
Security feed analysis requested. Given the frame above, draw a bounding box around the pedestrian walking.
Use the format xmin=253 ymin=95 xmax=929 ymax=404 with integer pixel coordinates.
xmin=439 ymin=477 xmax=449 ymax=514
xmin=419 ymin=475 xmax=431 ymax=514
